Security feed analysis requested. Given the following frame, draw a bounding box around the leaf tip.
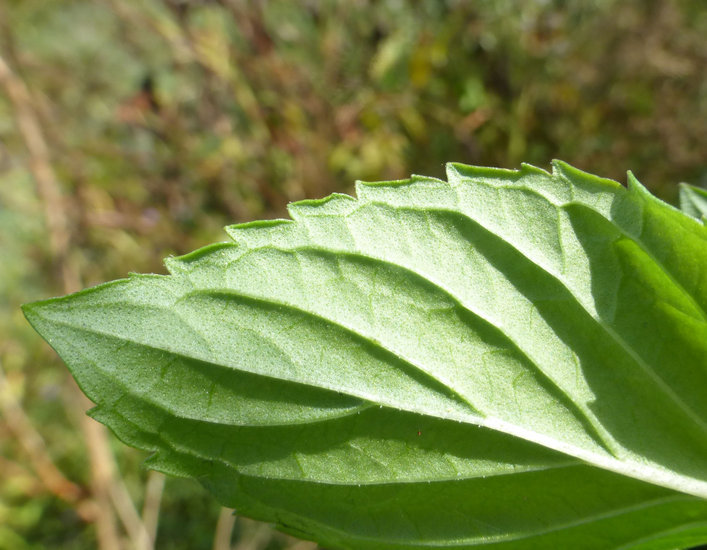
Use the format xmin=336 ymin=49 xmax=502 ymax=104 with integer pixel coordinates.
xmin=20 ymin=300 xmax=39 ymax=327
xmin=21 ymin=295 xmax=61 ymax=330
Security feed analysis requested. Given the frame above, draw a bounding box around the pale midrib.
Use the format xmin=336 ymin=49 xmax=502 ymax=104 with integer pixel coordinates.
xmin=235 ymin=201 xmax=707 ymax=496
xmin=225 ymin=243 xmax=622 ymax=459
xmin=38 ymin=315 xmax=375 ymax=428
xmin=41 ymin=305 xmax=707 ymax=496
xmin=180 ymin=250 xmax=707 ymax=497
xmin=374 ymin=197 xmax=707 ymax=440
xmin=58 ymin=318 xmax=592 ymax=489
xmin=30 ymin=213 xmax=707 ymax=495
xmin=37 ymin=311 xmax=485 ymax=430
xmin=182 ymin=287 xmax=482 ymax=417
xmin=73 ymin=335 xmax=578 ymax=489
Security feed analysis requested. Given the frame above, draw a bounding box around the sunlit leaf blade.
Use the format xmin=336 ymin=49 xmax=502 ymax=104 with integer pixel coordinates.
xmin=680 ymin=182 xmax=707 ymax=221
xmin=23 ymin=162 xmax=707 ymax=549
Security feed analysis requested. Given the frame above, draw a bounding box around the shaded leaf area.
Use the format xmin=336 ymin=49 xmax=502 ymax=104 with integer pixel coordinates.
xmin=680 ymin=184 xmax=707 ymax=221
xmin=97 ymin=401 xmax=707 ymax=550
xmin=23 ymin=163 xmax=707 ymax=548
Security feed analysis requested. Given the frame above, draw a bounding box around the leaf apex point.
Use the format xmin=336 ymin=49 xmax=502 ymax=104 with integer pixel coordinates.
xmin=20 ymin=301 xmax=43 ymax=326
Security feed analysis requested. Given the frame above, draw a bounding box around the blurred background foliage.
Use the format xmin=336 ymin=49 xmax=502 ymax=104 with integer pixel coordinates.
xmin=0 ymin=0 xmax=706 ymax=548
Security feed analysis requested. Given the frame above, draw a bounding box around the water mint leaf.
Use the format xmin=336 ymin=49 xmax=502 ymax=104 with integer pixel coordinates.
xmin=23 ymin=162 xmax=707 ymax=549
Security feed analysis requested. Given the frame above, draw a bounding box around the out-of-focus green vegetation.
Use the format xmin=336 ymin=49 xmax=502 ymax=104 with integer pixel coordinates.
xmin=0 ymin=1 xmax=705 ymax=548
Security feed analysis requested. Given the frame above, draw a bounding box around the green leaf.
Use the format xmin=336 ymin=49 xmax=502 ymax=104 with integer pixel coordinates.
xmin=680 ymin=182 xmax=707 ymax=221
xmin=23 ymin=162 xmax=707 ymax=549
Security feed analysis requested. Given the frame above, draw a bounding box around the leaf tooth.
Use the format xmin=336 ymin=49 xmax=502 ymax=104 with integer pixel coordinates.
xmin=551 ymin=160 xmax=623 ymax=191
xmin=410 ymin=174 xmax=447 ymax=185
xmin=355 ymin=176 xmax=456 ymax=209
xmin=446 ymin=161 xmax=525 ymax=184
xmin=625 ymin=170 xmax=646 ymax=193
xmin=164 ymin=242 xmax=238 ymax=275
xmin=355 ymin=177 xmax=413 ymax=190
xmin=519 ymin=162 xmax=552 ymax=177
xmin=353 ymin=178 xmax=412 ymax=203
xmin=229 ymin=218 xmax=293 ymax=231
xmin=226 ymin=218 xmax=294 ymax=239
xmin=286 ymin=193 xmax=358 ymax=220
xmin=226 ymin=218 xmax=304 ymax=249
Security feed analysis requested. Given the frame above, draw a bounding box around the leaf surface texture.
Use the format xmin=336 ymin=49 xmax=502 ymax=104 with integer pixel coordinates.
xmin=24 ymin=162 xmax=707 ymax=549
